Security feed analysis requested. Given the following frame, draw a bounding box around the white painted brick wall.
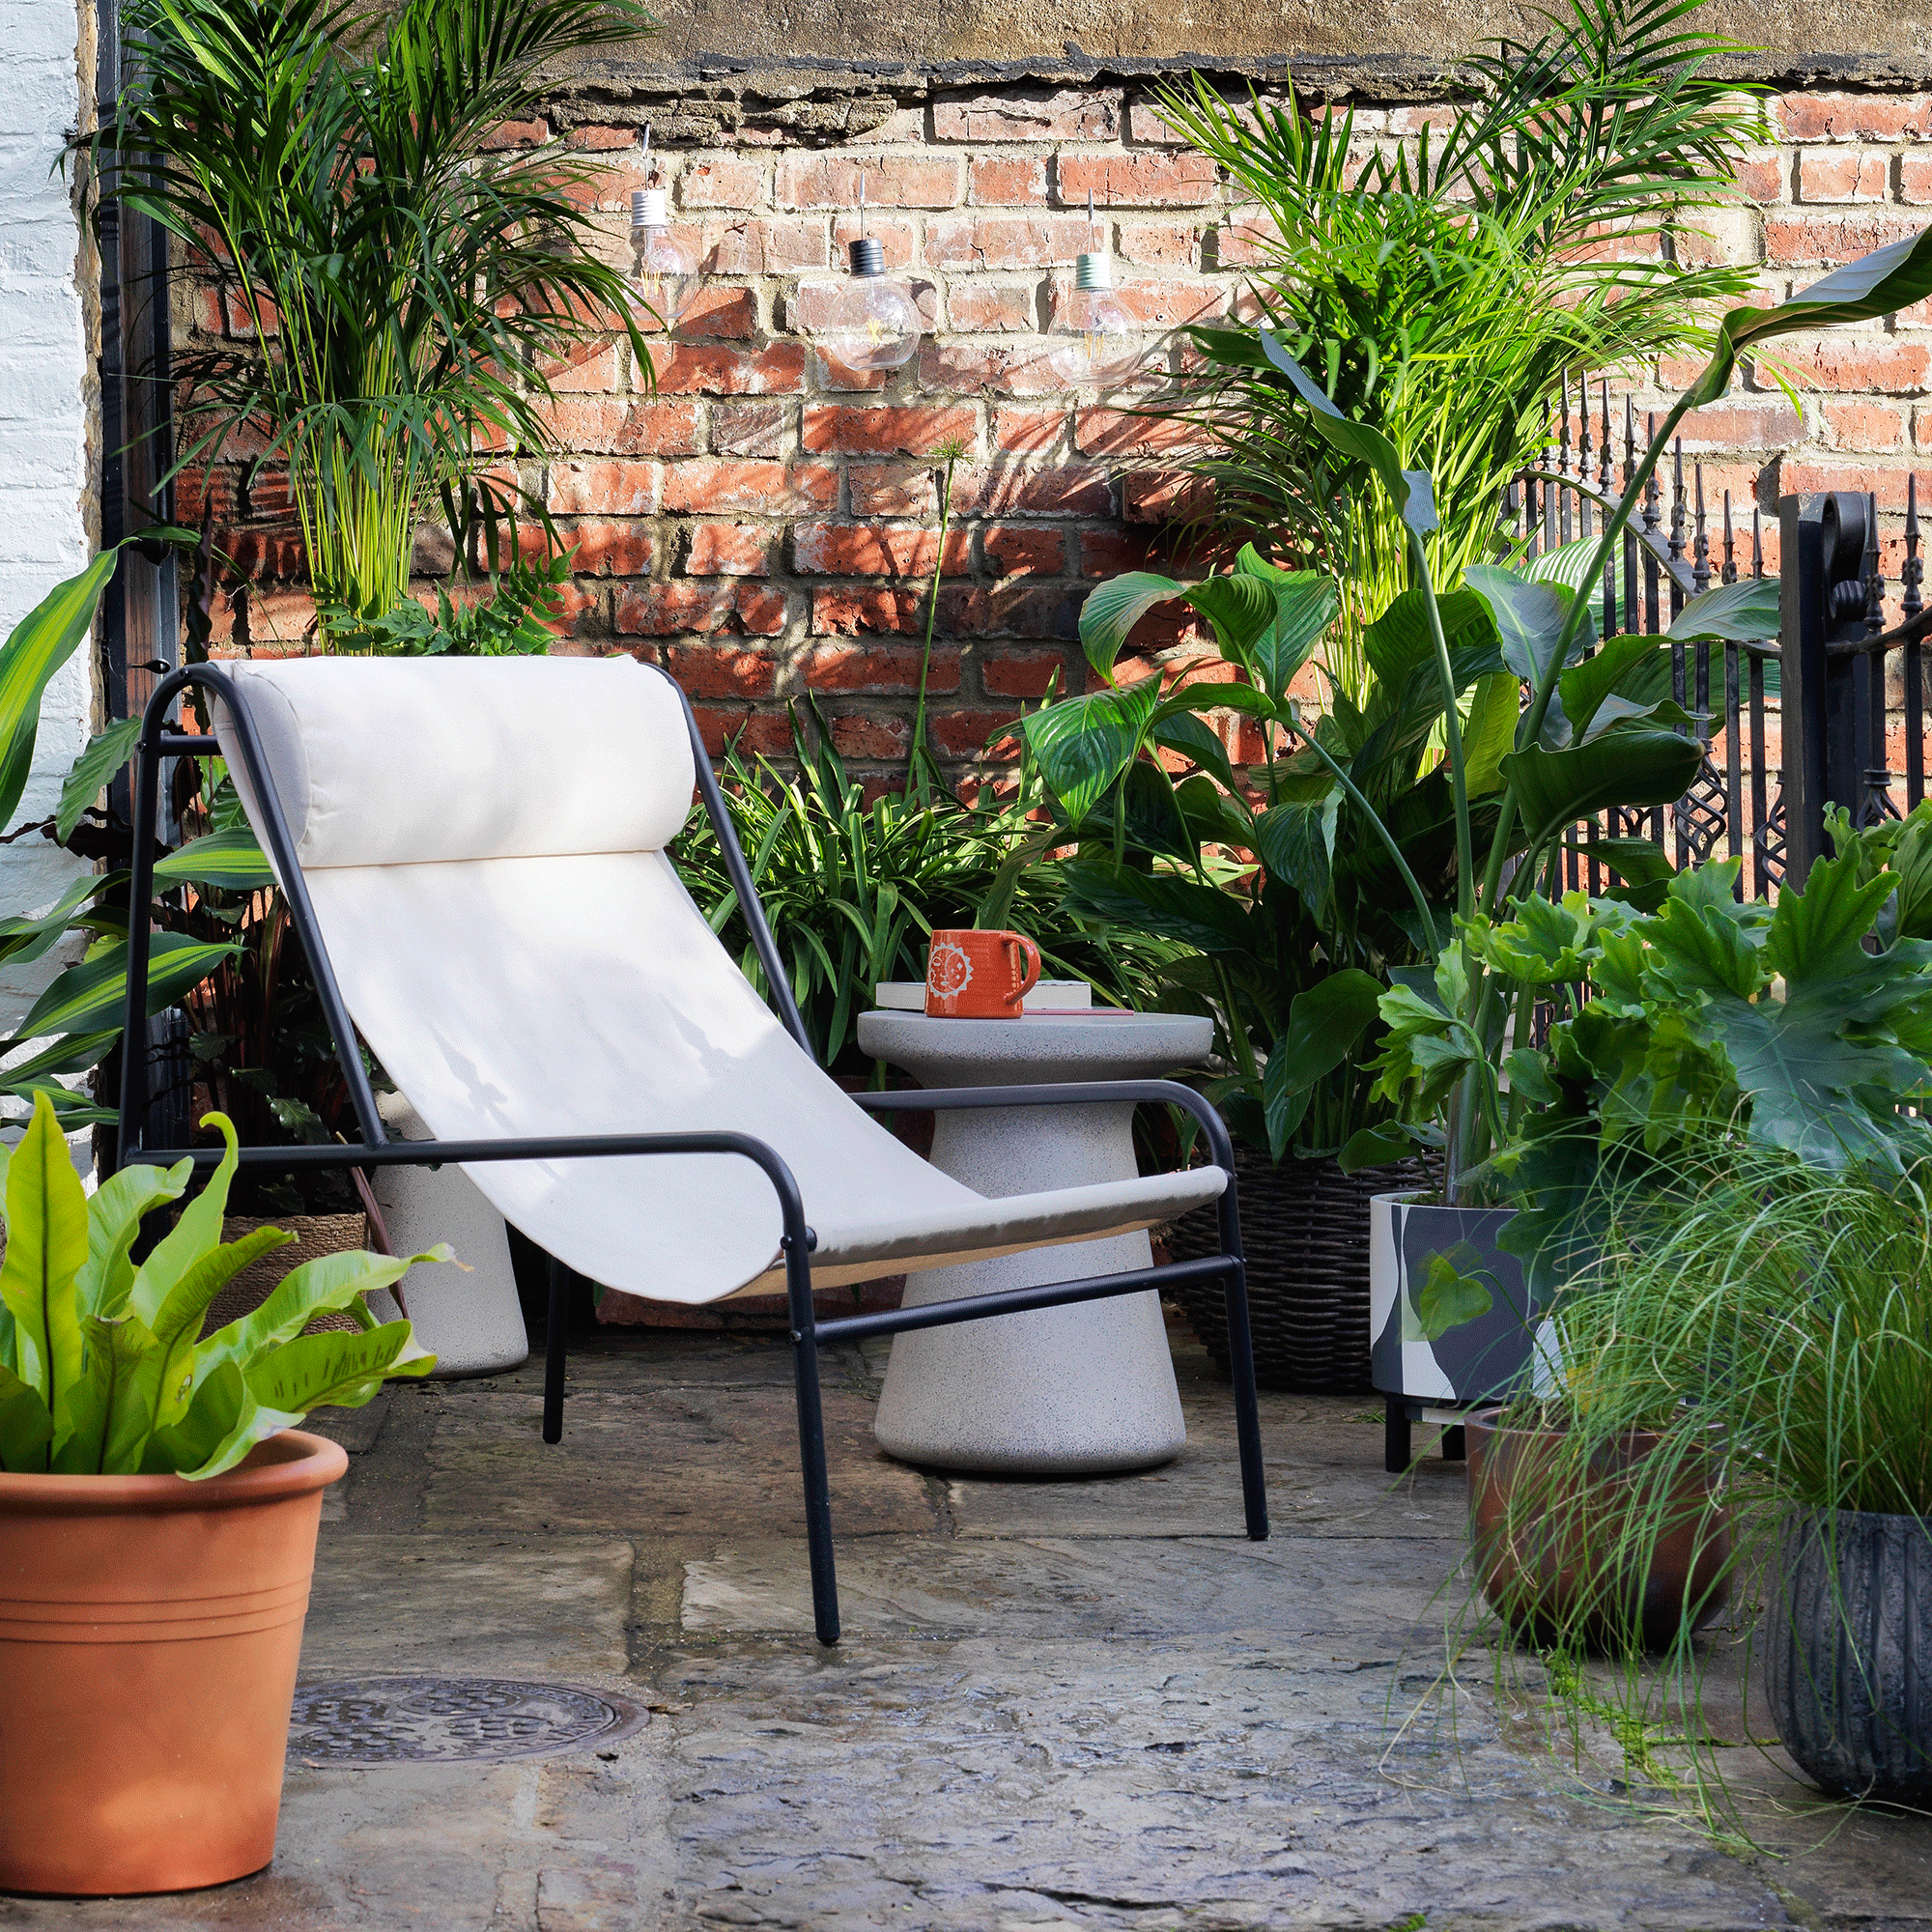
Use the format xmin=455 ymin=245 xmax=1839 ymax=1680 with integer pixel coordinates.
xmin=0 ymin=0 xmax=93 ymax=1036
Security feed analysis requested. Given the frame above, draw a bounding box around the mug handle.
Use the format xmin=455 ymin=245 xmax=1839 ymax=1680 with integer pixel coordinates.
xmin=1003 ymin=934 xmax=1041 ymax=1011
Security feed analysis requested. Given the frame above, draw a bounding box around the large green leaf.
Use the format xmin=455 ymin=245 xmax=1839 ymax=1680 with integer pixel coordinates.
xmin=1523 ymin=534 xmax=1628 ymax=631
xmin=0 ymin=1359 xmax=52 ymax=1472
xmin=1464 ymin=564 xmax=1586 ymax=688
xmin=1019 ymin=676 xmax=1161 ymax=824
xmin=198 ymin=1243 xmax=452 ymax=1376
xmin=1076 ymin=573 xmax=1194 ymax=681
xmin=1060 ymin=862 xmax=1256 ymax=955
xmin=75 ymin=1156 xmax=192 ymax=1324
xmin=55 ymin=717 xmax=142 ymax=842
xmin=1151 ymin=712 xmax=1241 ymax=795
xmin=0 ymin=874 xmax=113 ymax=971
xmin=0 ymin=552 xmax=121 ymax=832
xmin=144 ymin=1356 xmax=302 ymax=1483
xmin=1257 ymin=331 xmax=1438 ymax=533
xmin=1553 ymin=635 xmax=1679 ymax=747
xmin=0 ymin=1092 xmax=88 ymax=1419
xmin=1498 ymin=728 xmax=1704 ymax=849
xmin=14 ymin=932 xmax=243 ymax=1040
xmin=1268 ymin=968 xmax=1385 ymax=1094
xmin=154 ymin=826 xmax=274 ymax=891
xmin=1462 ymin=672 xmax=1520 ymax=797
xmin=1183 ymin=574 xmax=1281 ymax=674
xmin=1683 ymin=228 xmax=1932 ymax=410
xmin=1668 ymin=576 xmax=1779 ymax=642
xmin=1233 ymin=550 xmax=1340 ymax=699
xmin=1253 ymin=793 xmax=1339 ymax=917
xmin=138 ymin=1227 xmax=296 ymax=1432
xmin=54 ymin=1310 xmax=162 ymax=1475
xmin=244 ymin=1321 xmax=436 ymax=1421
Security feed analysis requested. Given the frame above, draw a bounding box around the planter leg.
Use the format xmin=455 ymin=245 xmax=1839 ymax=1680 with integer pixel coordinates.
xmin=1385 ymin=1398 xmax=1411 ymax=1475
xmin=542 ymin=1257 xmax=569 ymax=1445
xmin=1440 ymin=1423 xmax=1466 ymax=1463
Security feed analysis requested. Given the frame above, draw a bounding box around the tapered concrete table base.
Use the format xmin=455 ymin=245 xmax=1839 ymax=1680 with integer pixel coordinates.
xmin=854 ymin=1009 xmax=1213 ymax=1475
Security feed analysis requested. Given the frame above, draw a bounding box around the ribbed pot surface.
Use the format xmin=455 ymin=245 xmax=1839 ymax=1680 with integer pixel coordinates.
xmin=1764 ymin=1509 xmax=1932 ymax=1805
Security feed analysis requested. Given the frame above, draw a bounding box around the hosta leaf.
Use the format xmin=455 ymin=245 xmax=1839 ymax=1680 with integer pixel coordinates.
xmin=1019 ymin=676 xmax=1161 ymax=824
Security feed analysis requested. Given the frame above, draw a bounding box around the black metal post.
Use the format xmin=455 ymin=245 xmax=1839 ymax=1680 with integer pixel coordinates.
xmin=1779 ymin=495 xmax=1836 ymax=881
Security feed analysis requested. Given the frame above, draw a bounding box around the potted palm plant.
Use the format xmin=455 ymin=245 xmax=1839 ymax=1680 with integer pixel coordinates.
xmin=0 ymin=1093 xmax=445 ymax=1895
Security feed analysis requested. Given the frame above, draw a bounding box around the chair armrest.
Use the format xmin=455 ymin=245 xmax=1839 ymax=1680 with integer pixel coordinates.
xmin=850 ymin=1077 xmax=1235 ymax=1173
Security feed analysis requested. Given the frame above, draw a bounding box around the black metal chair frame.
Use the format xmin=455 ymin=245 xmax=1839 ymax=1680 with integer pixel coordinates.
xmin=113 ymin=662 xmax=1269 ymax=1645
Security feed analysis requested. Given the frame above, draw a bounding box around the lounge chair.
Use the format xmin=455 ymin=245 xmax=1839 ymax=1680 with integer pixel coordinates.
xmin=115 ymin=656 xmax=1267 ymax=1642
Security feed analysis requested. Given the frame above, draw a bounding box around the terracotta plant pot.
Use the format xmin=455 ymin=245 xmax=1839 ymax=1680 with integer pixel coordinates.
xmin=1465 ymin=1407 xmax=1731 ymax=1653
xmin=0 ymin=1430 xmax=348 ymax=1896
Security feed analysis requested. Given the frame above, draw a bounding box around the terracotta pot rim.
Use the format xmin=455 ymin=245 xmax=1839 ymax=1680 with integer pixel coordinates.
xmin=0 ymin=1428 xmax=347 ymax=1515
xmin=1465 ymin=1406 xmax=1726 ymax=1458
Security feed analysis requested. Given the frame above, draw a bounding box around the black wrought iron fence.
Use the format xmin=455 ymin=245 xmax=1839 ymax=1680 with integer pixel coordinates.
xmin=1504 ymin=374 xmax=1932 ymax=901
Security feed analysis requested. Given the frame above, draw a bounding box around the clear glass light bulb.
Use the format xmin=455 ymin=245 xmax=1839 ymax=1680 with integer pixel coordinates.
xmin=629 ymin=188 xmax=696 ymax=328
xmin=809 ymin=238 xmax=921 ymax=373
xmin=1047 ymin=253 xmax=1143 ymax=386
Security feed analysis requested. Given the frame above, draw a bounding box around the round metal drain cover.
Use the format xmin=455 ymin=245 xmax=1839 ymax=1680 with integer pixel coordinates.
xmin=289 ymin=1676 xmax=645 ymax=1766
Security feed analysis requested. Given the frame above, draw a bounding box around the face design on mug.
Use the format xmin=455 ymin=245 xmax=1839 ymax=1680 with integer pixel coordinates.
xmin=926 ymin=939 xmax=973 ymax=1001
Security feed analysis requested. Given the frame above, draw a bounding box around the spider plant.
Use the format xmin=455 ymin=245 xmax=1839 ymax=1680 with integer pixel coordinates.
xmin=671 ymin=704 xmax=1168 ymax=1072
xmin=1154 ymin=0 xmax=1768 ymax=697
xmin=88 ymin=0 xmax=657 ymax=635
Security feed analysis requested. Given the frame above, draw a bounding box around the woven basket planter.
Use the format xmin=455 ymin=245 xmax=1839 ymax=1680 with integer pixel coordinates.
xmin=203 ymin=1212 xmax=372 ymax=1338
xmin=1166 ymin=1147 xmax=1438 ymax=1393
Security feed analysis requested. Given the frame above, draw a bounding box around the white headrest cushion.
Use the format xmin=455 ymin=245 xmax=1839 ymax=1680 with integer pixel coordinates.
xmin=211 ymin=656 xmax=696 ymax=868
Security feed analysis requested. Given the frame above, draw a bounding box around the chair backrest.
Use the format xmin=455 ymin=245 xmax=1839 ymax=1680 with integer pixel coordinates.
xmin=214 ymin=654 xmax=696 ymax=870
xmin=211 ymin=655 xmax=975 ymax=1303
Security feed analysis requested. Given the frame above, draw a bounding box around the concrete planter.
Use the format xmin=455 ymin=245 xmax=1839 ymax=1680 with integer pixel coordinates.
xmin=1764 ymin=1508 xmax=1932 ymax=1805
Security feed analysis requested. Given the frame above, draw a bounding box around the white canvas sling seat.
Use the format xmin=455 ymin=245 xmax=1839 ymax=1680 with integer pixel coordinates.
xmin=206 ymin=653 xmax=1229 ymax=1304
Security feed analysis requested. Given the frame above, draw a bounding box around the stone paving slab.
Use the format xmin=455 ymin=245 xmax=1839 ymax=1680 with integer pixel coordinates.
xmin=0 ymin=1326 xmax=1926 ymax=1930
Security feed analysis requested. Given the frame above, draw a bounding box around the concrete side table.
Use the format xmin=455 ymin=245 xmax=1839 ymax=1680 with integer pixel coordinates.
xmin=853 ymin=1008 xmax=1214 ymax=1475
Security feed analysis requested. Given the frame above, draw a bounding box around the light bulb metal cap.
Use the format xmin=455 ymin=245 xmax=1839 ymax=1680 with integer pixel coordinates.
xmin=631 ymin=187 xmax=669 ymax=228
xmin=848 ymin=237 xmax=888 ymax=278
xmin=1074 ymin=251 xmax=1114 ymax=292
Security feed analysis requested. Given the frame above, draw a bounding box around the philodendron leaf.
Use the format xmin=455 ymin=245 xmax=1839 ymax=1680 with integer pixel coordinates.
xmin=55 ymin=717 xmax=141 ymax=843
xmin=0 ymin=1091 xmax=88 ymax=1412
xmin=0 ymin=1360 xmax=51 ymax=1471
xmin=1019 ymin=676 xmax=1161 ymax=822
xmin=1405 ymin=1252 xmax=1494 ymax=1343
xmin=1682 ymin=227 xmax=1932 ymax=411
xmin=1257 ymin=330 xmax=1438 ymax=533
xmin=0 ymin=550 xmax=122 ymax=832
xmin=1499 ymin=729 xmax=1704 ymax=850
xmin=153 ymin=826 xmax=273 ymax=892
xmin=1668 ymin=576 xmax=1779 ymax=642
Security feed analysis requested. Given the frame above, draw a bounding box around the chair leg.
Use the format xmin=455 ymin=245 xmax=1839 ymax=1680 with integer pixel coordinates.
xmin=1385 ymin=1398 xmax=1411 ymax=1475
xmin=542 ymin=1256 xmax=568 ymax=1445
xmin=784 ymin=1252 xmax=840 ymax=1645
xmin=1221 ymin=1261 xmax=1269 ymax=1542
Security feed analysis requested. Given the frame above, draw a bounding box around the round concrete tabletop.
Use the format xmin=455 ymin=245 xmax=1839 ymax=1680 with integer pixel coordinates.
xmin=854 ymin=1009 xmax=1213 ymax=1088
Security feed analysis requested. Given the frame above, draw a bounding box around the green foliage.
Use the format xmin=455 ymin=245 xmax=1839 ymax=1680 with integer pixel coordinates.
xmin=669 ymin=704 xmax=1165 ymax=1072
xmin=1151 ymin=0 xmax=1767 ymax=695
xmin=91 ymin=0 xmax=657 ymax=628
xmin=321 ymin=554 xmax=569 ymax=657
xmin=0 ymin=1094 xmax=441 ymax=1478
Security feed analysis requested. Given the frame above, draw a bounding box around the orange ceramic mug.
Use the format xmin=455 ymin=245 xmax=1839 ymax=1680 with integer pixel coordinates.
xmin=924 ymin=928 xmax=1041 ymax=1018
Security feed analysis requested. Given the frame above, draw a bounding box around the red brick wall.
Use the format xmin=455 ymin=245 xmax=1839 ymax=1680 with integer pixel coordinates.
xmin=183 ymin=80 xmax=1932 ymax=779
